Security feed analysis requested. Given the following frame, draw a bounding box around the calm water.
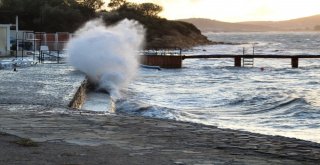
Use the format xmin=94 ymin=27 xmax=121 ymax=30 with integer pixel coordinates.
xmin=108 ymin=32 xmax=320 ymax=143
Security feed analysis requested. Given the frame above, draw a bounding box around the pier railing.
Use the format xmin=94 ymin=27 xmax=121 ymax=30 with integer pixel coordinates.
xmin=142 ymin=48 xmax=182 ymax=56
xmin=38 ymin=49 xmax=65 ymax=64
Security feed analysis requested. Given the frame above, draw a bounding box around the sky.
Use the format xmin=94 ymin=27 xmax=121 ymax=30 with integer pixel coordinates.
xmin=104 ymin=0 xmax=320 ymax=22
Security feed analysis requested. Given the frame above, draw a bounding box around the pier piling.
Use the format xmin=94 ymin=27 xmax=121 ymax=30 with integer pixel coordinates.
xmin=291 ymin=57 xmax=299 ymax=68
xmin=234 ymin=56 xmax=242 ymax=67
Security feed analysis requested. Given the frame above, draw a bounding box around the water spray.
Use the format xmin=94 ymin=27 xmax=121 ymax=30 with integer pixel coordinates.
xmin=67 ymin=19 xmax=145 ymax=102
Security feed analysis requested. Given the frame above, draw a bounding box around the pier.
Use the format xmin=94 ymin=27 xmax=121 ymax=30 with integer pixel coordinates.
xmin=183 ymin=54 xmax=320 ymax=68
xmin=142 ymin=54 xmax=320 ymax=68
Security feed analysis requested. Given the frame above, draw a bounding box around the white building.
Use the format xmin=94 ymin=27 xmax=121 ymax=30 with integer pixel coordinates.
xmin=0 ymin=24 xmax=11 ymax=56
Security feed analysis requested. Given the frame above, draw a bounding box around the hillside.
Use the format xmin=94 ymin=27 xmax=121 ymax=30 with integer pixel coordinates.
xmin=180 ymin=14 xmax=320 ymax=32
xmin=104 ymin=11 xmax=212 ymax=48
xmin=179 ymin=18 xmax=278 ymax=32
xmin=240 ymin=14 xmax=320 ymax=31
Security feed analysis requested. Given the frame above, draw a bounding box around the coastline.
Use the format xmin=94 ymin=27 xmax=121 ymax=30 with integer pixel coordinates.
xmin=0 ymin=63 xmax=320 ymax=164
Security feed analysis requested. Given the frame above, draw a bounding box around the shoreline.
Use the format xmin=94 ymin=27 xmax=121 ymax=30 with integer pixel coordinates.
xmin=0 ymin=63 xmax=320 ymax=164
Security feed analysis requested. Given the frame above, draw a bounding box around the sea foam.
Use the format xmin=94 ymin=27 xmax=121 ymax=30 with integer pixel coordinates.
xmin=66 ymin=19 xmax=145 ymax=99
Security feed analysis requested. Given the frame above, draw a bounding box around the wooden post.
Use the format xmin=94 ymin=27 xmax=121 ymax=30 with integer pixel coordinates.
xmin=291 ymin=57 xmax=299 ymax=68
xmin=234 ymin=56 xmax=241 ymax=67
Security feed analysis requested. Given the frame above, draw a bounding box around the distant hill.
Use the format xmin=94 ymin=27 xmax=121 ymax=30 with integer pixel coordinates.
xmin=179 ymin=18 xmax=279 ymax=32
xmin=180 ymin=14 xmax=320 ymax=32
xmin=240 ymin=14 xmax=320 ymax=31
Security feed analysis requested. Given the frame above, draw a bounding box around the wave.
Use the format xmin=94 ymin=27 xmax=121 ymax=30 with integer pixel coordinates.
xmin=242 ymin=98 xmax=309 ymax=116
xmin=115 ymin=98 xmax=223 ymax=127
xmin=115 ymin=99 xmax=180 ymax=120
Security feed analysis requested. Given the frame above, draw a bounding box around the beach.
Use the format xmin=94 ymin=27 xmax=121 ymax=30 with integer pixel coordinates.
xmin=0 ymin=63 xmax=319 ymax=164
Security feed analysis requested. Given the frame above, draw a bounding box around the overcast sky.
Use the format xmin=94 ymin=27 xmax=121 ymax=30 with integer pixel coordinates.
xmin=104 ymin=0 xmax=320 ymax=22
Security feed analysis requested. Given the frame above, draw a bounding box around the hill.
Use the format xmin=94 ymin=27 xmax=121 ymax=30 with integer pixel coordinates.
xmin=240 ymin=14 xmax=320 ymax=31
xmin=103 ymin=6 xmax=211 ymax=48
xmin=179 ymin=18 xmax=278 ymax=32
xmin=180 ymin=14 xmax=320 ymax=32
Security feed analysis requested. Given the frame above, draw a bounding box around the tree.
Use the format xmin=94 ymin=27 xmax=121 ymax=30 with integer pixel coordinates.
xmin=0 ymin=0 xmax=103 ymax=32
xmin=138 ymin=3 xmax=162 ymax=17
xmin=41 ymin=4 xmax=83 ymax=32
xmin=106 ymin=1 xmax=163 ymax=18
xmin=108 ymin=0 xmax=126 ymax=10
xmin=77 ymin=0 xmax=104 ymax=10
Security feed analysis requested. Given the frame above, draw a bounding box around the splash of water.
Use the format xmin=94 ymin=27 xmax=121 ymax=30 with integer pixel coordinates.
xmin=67 ymin=19 xmax=145 ymax=99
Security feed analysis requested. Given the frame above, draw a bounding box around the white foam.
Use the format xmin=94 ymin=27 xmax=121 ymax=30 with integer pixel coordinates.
xmin=67 ymin=19 xmax=145 ymax=99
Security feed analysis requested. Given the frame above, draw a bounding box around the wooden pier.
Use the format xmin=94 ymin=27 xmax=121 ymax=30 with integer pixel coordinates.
xmin=141 ymin=54 xmax=320 ymax=68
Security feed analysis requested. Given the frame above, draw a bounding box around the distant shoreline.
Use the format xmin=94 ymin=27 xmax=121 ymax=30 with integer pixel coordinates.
xmin=180 ymin=14 xmax=320 ymax=33
xmin=202 ymin=30 xmax=320 ymax=33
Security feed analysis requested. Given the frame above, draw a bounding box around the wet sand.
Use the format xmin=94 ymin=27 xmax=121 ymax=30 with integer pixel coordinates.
xmin=0 ymin=63 xmax=319 ymax=165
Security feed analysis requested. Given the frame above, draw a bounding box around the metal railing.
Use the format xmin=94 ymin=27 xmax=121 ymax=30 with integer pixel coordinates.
xmin=39 ymin=49 xmax=66 ymax=64
xmin=142 ymin=48 xmax=182 ymax=56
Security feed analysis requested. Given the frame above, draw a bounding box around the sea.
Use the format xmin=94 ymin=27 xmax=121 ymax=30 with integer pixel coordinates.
xmin=88 ymin=32 xmax=320 ymax=143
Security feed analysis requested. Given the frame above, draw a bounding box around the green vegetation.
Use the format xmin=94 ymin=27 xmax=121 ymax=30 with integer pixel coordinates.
xmin=103 ymin=0 xmax=211 ymax=48
xmin=0 ymin=0 xmax=103 ymax=32
xmin=0 ymin=0 xmax=210 ymax=48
